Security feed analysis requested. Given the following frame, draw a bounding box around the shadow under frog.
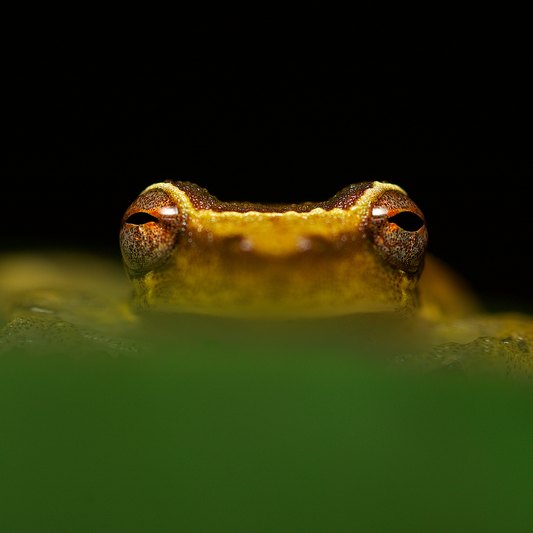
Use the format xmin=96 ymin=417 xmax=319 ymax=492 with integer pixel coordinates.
xmin=1 ymin=181 xmax=532 ymax=378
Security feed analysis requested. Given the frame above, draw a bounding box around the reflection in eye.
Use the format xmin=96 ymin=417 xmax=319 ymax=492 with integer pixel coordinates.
xmin=158 ymin=206 xmax=179 ymax=217
xmin=371 ymin=206 xmax=388 ymax=220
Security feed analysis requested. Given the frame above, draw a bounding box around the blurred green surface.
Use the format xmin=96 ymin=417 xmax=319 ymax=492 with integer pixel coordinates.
xmin=1 ymin=337 xmax=533 ymax=533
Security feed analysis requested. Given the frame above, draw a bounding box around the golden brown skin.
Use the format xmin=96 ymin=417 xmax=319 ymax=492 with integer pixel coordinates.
xmin=1 ymin=181 xmax=532 ymax=378
xmin=120 ymin=181 xmax=428 ymax=318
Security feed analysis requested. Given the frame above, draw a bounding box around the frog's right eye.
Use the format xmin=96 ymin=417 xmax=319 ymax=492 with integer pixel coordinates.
xmin=119 ymin=189 xmax=181 ymax=275
xmin=369 ymin=190 xmax=428 ymax=274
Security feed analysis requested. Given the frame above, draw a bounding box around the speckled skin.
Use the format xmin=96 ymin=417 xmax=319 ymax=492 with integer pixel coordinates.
xmin=120 ymin=181 xmax=428 ymax=317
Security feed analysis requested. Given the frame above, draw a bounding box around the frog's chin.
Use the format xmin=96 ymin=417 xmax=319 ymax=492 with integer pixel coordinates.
xmin=132 ymin=300 xmax=414 ymax=320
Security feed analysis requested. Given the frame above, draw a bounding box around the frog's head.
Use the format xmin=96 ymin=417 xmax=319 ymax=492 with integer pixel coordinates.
xmin=119 ymin=181 xmax=427 ymax=318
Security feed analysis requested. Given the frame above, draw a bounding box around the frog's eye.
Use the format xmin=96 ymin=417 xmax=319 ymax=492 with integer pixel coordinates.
xmin=119 ymin=189 xmax=181 ymax=274
xmin=369 ymin=190 xmax=428 ymax=273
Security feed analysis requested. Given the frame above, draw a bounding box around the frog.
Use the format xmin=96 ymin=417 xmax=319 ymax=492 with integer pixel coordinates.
xmin=1 ymin=180 xmax=532 ymax=378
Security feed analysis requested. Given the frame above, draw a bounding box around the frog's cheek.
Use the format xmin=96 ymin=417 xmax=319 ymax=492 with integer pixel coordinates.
xmin=369 ymin=190 xmax=428 ymax=274
xmin=119 ymin=189 xmax=182 ymax=276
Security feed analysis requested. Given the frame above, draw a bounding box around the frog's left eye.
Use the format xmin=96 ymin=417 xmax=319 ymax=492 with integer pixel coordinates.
xmin=120 ymin=189 xmax=181 ymax=275
xmin=369 ymin=190 xmax=428 ymax=273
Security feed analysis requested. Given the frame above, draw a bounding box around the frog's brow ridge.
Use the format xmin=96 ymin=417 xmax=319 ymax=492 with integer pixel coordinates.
xmin=164 ymin=181 xmax=376 ymax=213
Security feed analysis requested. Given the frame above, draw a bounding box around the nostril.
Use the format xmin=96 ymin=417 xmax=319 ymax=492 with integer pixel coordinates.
xmin=388 ymin=211 xmax=424 ymax=232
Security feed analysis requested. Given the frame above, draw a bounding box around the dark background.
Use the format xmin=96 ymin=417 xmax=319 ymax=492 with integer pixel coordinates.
xmin=4 ymin=52 xmax=533 ymax=533
xmin=5 ymin=67 xmax=531 ymax=309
